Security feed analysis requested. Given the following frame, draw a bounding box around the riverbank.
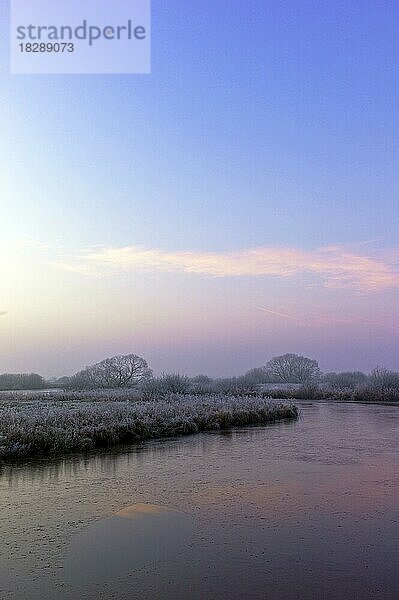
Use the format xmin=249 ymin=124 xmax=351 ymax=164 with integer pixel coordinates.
xmin=254 ymin=387 xmax=399 ymax=403
xmin=0 ymin=394 xmax=298 ymax=459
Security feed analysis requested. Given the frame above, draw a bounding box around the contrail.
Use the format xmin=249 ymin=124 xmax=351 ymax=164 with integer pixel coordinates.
xmin=257 ymin=305 xmax=399 ymax=332
xmin=256 ymin=306 xmax=301 ymax=321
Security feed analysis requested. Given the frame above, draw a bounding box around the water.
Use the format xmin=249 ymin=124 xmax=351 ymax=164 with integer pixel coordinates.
xmin=0 ymin=401 xmax=398 ymax=599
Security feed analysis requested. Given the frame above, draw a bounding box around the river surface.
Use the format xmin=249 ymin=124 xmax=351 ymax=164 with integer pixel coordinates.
xmin=0 ymin=401 xmax=398 ymax=600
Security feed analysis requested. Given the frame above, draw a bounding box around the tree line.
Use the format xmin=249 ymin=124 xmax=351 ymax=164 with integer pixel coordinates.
xmin=0 ymin=373 xmax=45 ymax=391
xmin=1 ymin=353 xmax=399 ymax=399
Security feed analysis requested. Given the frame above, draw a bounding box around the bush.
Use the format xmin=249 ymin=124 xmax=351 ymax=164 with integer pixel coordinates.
xmin=322 ymin=371 xmax=367 ymax=391
xmin=141 ymin=373 xmax=191 ymax=400
xmin=348 ymin=367 xmax=399 ymax=402
xmin=189 ymin=375 xmax=215 ymax=395
xmin=211 ymin=376 xmax=256 ymax=395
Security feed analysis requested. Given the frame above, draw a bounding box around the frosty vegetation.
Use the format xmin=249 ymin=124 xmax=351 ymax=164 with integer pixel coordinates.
xmin=0 ymin=394 xmax=298 ymax=459
xmin=1 ymin=352 xmax=398 ymax=402
xmin=64 ymin=354 xmax=152 ymax=389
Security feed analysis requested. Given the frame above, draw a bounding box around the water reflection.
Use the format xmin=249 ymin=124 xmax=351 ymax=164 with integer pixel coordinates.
xmin=115 ymin=502 xmax=175 ymax=518
xmin=64 ymin=504 xmax=192 ymax=587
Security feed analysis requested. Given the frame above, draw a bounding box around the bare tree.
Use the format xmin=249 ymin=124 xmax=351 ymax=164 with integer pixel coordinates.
xmin=68 ymin=354 xmax=152 ymax=389
xmin=265 ymin=353 xmax=321 ymax=383
xmin=368 ymin=366 xmax=399 ymax=391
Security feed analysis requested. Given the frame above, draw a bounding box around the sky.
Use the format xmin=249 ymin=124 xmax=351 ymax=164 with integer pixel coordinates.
xmin=1 ymin=0 xmax=399 ymax=378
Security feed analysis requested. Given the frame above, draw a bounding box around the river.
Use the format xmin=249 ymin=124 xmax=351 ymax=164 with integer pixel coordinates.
xmin=0 ymin=400 xmax=398 ymax=599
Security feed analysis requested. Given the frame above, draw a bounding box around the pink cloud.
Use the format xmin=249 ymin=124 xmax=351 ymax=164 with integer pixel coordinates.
xmin=73 ymin=243 xmax=399 ymax=293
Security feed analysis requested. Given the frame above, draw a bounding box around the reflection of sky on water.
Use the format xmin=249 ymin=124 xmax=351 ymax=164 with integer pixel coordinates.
xmin=64 ymin=504 xmax=193 ymax=588
xmin=115 ymin=502 xmax=173 ymax=518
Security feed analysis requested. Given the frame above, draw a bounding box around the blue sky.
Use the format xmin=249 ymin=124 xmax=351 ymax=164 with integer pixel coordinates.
xmin=1 ymin=0 xmax=399 ymax=377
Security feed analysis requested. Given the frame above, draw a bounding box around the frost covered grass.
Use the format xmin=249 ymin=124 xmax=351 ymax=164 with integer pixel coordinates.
xmin=0 ymin=388 xmax=141 ymax=403
xmin=0 ymin=394 xmax=298 ymax=459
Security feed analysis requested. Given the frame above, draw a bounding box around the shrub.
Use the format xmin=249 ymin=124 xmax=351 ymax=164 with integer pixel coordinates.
xmin=322 ymin=371 xmax=367 ymax=391
xmin=141 ymin=373 xmax=191 ymax=400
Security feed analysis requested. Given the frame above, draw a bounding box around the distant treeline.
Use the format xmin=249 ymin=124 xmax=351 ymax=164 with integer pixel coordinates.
xmin=2 ymin=353 xmax=399 ymax=403
xmin=0 ymin=373 xmax=46 ymax=391
xmin=138 ymin=366 xmax=399 ymax=403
